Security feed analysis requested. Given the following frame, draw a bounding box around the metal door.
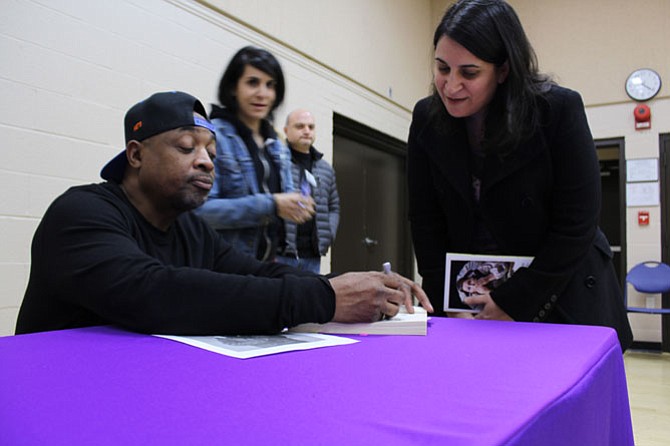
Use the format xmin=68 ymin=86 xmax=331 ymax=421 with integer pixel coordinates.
xmin=331 ymin=115 xmax=412 ymax=277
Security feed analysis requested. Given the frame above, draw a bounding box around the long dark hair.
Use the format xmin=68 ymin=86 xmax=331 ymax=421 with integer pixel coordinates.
xmin=431 ymin=0 xmax=552 ymax=153
xmin=217 ymin=46 xmax=286 ymax=122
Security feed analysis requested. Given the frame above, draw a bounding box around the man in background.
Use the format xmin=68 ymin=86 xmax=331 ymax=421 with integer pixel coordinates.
xmin=277 ymin=109 xmax=339 ymax=274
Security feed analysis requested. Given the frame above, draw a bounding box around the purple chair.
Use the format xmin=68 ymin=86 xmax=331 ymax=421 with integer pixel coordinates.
xmin=624 ymin=261 xmax=670 ymax=314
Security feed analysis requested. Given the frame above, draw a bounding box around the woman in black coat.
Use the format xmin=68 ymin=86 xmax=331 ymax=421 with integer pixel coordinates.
xmin=407 ymin=0 xmax=632 ymax=350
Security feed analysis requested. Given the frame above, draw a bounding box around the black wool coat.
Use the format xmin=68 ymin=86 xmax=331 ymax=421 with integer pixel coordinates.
xmin=407 ymin=85 xmax=632 ymax=350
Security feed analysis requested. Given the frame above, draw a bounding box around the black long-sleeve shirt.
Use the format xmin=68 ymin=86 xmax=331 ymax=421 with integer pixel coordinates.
xmin=16 ymin=182 xmax=335 ymax=335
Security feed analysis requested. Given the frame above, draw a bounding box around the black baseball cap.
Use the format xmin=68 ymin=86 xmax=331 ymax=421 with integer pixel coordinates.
xmin=100 ymin=91 xmax=216 ymax=182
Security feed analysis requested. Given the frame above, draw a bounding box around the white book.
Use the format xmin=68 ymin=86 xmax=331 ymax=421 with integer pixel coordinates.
xmin=289 ymin=306 xmax=428 ymax=336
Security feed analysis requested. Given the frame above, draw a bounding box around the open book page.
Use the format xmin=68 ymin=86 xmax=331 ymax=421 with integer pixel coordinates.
xmin=289 ymin=306 xmax=428 ymax=336
xmin=444 ymin=253 xmax=533 ymax=313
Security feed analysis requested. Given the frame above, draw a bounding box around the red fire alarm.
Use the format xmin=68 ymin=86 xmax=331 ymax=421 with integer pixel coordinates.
xmin=634 ymin=104 xmax=651 ymax=130
xmin=638 ymin=211 xmax=650 ymax=226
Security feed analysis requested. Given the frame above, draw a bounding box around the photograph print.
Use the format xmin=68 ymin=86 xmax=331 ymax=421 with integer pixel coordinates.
xmin=444 ymin=253 xmax=533 ymax=313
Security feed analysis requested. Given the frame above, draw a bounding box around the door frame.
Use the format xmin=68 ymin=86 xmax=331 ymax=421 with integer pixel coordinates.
xmin=660 ymin=133 xmax=669 ymax=351
xmin=594 ymin=137 xmax=627 ymax=288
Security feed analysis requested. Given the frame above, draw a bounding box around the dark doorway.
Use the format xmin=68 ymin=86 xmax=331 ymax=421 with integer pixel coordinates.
xmin=595 ymin=138 xmax=626 ymax=287
xmin=331 ymin=114 xmax=413 ymax=278
xmin=660 ymin=133 xmax=670 ymax=351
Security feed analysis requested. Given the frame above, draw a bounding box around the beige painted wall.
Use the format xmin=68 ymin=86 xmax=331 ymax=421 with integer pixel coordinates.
xmin=431 ymin=0 xmax=670 ymax=105
xmin=514 ymin=0 xmax=670 ymax=106
xmin=203 ymin=0 xmax=435 ymax=110
xmin=0 ymin=0 xmax=667 ymax=341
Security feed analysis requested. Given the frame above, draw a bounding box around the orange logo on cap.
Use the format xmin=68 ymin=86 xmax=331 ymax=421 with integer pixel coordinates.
xmin=133 ymin=121 xmax=143 ymax=132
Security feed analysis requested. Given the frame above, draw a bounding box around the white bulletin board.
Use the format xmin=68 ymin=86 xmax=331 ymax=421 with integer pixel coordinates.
xmin=626 ymin=158 xmax=658 ymax=183
xmin=626 ymin=182 xmax=660 ymax=207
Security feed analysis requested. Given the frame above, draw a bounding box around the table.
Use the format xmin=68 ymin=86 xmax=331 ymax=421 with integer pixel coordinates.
xmin=0 ymin=318 xmax=633 ymax=445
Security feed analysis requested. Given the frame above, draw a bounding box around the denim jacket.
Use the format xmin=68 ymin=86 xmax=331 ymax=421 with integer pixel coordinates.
xmin=195 ymin=117 xmax=295 ymax=258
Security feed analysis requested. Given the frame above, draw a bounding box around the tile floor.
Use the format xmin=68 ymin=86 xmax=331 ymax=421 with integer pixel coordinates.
xmin=623 ymin=350 xmax=670 ymax=446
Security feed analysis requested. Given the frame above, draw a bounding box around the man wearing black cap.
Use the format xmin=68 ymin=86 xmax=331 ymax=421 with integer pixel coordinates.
xmin=16 ymin=91 xmax=432 ymax=335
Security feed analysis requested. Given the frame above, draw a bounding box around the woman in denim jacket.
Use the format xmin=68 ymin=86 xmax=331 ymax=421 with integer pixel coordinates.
xmin=196 ymin=47 xmax=315 ymax=261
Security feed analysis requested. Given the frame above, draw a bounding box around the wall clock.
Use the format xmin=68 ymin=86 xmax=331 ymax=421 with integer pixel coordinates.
xmin=625 ymin=68 xmax=662 ymax=101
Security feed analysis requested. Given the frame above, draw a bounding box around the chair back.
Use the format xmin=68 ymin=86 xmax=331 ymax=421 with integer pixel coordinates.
xmin=624 ymin=261 xmax=670 ymax=315
xmin=626 ymin=261 xmax=670 ymax=294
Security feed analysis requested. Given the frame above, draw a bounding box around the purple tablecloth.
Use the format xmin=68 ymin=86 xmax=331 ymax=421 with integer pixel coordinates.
xmin=0 ymin=318 xmax=633 ymax=445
